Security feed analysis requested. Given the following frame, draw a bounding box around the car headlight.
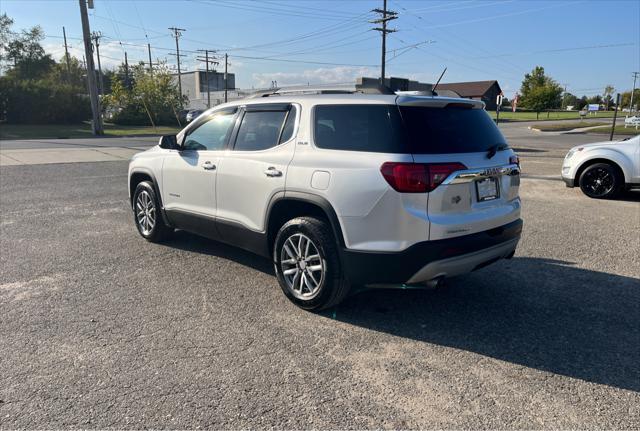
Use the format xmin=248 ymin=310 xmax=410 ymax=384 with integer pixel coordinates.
xmin=565 ymin=150 xmax=575 ymax=159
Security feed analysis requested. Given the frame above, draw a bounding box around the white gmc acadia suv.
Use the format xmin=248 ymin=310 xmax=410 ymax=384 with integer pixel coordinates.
xmin=128 ymin=88 xmax=523 ymax=310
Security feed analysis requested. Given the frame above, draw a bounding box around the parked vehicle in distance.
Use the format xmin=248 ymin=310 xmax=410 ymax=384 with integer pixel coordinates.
xmin=186 ymin=109 xmax=205 ymax=123
xmin=128 ymin=87 xmax=523 ymax=310
xmin=177 ymin=109 xmax=190 ymax=125
xmin=562 ymin=134 xmax=640 ymax=198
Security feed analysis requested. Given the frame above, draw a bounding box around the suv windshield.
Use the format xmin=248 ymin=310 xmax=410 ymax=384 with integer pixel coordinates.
xmin=399 ymin=105 xmax=508 ymax=154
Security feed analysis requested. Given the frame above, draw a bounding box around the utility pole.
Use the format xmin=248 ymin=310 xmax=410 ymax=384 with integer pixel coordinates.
xmin=169 ymin=27 xmax=186 ymax=98
xmin=78 ymin=0 xmax=103 ymax=135
xmin=62 ymin=26 xmax=71 ymax=78
xmin=561 ymin=83 xmax=568 ymax=110
xmin=629 ymin=72 xmax=639 ymax=114
xmin=197 ymin=50 xmax=218 ymax=108
xmin=147 ymin=43 xmax=153 ymax=75
xmin=91 ymin=31 xmax=104 ymax=95
xmin=610 ymin=93 xmax=620 ymax=141
xmin=124 ymin=51 xmax=130 ymax=89
xmin=224 ymin=53 xmax=228 ymax=103
xmin=371 ymin=0 xmax=397 ymax=85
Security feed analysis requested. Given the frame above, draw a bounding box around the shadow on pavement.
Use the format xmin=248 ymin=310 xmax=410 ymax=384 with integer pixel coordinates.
xmin=159 ymin=232 xmax=640 ymax=392
xmin=327 ymin=257 xmax=640 ymax=393
xmin=512 ymin=147 xmax=548 ymax=153
xmin=163 ymin=230 xmax=274 ymax=276
xmin=614 ymin=190 xmax=640 ymax=202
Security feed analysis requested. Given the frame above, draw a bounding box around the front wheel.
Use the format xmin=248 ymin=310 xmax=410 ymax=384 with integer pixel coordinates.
xmin=578 ymin=163 xmax=622 ymax=199
xmin=132 ymin=181 xmax=172 ymax=242
xmin=273 ymin=217 xmax=350 ymax=311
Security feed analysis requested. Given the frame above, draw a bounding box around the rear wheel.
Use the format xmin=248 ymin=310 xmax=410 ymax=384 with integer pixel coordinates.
xmin=132 ymin=181 xmax=172 ymax=242
xmin=578 ymin=163 xmax=622 ymax=199
xmin=273 ymin=217 xmax=350 ymax=310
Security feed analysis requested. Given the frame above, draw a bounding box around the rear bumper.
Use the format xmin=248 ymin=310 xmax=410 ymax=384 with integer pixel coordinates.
xmin=340 ymin=219 xmax=523 ymax=285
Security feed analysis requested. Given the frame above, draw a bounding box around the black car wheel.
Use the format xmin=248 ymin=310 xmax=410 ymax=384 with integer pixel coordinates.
xmin=578 ymin=163 xmax=622 ymax=199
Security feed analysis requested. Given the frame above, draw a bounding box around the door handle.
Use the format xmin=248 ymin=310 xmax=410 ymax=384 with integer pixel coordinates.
xmin=264 ymin=167 xmax=282 ymax=177
xmin=203 ymin=161 xmax=216 ymax=171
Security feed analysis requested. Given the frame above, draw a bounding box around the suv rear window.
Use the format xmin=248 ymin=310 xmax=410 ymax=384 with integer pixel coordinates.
xmin=313 ymin=104 xmax=507 ymax=154
xmin=314 ymin=105 xmax=407 ymax=153
xmin=399 ymin=106 xmax=508 ymax=154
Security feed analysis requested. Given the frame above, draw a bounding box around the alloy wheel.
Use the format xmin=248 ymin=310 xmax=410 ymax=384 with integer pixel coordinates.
xmin=136 ymin=190 xmax=156 ymax=235
xmin=280 ymin=233 xmax=325 ymax=300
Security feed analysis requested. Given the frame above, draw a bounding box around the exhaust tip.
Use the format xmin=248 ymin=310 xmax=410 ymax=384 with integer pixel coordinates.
xmin=424 ymin=276 xmax=446 ymax=289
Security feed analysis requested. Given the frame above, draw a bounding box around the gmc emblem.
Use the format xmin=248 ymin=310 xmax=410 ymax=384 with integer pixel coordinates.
xmin=483 ymin=167 xmax=501 ymax=176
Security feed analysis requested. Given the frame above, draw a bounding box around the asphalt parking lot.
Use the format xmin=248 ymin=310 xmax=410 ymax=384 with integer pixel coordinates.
xmin=1 ymin=125 xmax=639 ymax=428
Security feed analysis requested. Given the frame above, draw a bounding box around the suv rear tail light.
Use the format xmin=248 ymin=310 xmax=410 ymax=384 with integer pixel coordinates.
xmin=509 ymin=154 xmax=520 ymax=166
xmin=380 ymin=162 xmax=467 ymax=193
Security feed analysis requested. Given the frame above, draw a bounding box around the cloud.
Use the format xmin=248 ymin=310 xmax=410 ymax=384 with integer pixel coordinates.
xmin=252 ymin=66 xmax=377 ymax=88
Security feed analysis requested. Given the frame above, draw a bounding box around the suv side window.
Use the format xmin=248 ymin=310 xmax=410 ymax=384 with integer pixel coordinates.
xmin=313 ymin=104 xmax=407 ymax=153
xmin=234 ymin=110 xmax=288 ymax=151
xmin=183 ymin=110 xmax=236 ymax=151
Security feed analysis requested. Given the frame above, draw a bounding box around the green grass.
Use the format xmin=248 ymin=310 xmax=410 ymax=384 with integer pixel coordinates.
xmin=489 ymin=111 xmax=617 ymax=122
xmin=532 ymin=121 xmax=607 ymax=132
xmin=586 ymin=125 xmax=640 ymax=136
xmin=0 ymin=122 xmax=180 ymax=140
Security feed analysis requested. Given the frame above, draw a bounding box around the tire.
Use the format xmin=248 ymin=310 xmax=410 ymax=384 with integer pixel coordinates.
xmin=578 ymin=163 xmax=622 ymax=199
xmin=273 ymin=216 xmax=350 ymax=311
xmin=132 ymin=181 xmax=172 ymax=242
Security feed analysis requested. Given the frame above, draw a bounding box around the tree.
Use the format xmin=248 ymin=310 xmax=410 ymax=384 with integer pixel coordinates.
xmin=603 ymin=85 xmax=615 ymax=110
xmin=563 ymin=92 xmax=578 ymax=109
xmin=519 ymin=66 xmax=563 ymax=119
xmin=0 ymin=13 xmax=14 ymax=73
xmin=103 ymin=62 xmax=185 ymax=126
xmin=576 ymin=96 xmax=588 ymax=110
xmin=587 ymin=95 xmax=603 ymax=105
xmin=0 ymin=14 xmax=90 ymax=124
xmin=621 ymin=89 xmax=640 ymax=112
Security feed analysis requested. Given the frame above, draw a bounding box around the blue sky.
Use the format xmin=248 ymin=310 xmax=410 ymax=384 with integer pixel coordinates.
xmin=2 ymin=0 xmax=639 ymax=97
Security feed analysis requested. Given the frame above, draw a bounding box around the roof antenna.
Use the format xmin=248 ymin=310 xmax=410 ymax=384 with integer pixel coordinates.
xmin=432 ymin=67 xmax=447 ymax=93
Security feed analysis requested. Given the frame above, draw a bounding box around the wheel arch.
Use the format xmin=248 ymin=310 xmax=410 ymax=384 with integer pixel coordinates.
xmin=574 ymin=157 xmax=627 ymax=187
xmin=129 ymin=169 xmax=171 ymax=225
xmin=265 ymin=192 xmax=346 ymax=255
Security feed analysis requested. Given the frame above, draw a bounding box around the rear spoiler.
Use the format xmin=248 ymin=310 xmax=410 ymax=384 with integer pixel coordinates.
xmin=396 ymin=95 xmax=485 ymax=110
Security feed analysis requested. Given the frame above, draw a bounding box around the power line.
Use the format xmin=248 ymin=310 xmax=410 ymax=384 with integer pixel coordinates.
xmin=194 ymin=0 xmax=363 ymax=21
xmin=391 ymin=0 xmax=527 ymax=76
xmin=472 ymin=42 xmax=638 ymax=59
xmin=228 ymin=54 xmax=376 ymax=68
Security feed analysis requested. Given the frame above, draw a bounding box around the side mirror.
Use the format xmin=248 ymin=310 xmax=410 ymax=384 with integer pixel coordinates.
xmin=159 ymin=134 xmax=179 ymax=150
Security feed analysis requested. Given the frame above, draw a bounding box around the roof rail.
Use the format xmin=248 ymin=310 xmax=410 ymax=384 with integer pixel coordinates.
xmin=245 ymin=82 xmax=395 ymax=99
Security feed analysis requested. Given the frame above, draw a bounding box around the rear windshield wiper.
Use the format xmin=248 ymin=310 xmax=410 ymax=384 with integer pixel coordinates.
xmin=486 ymin=144 xmax=507 ymax=159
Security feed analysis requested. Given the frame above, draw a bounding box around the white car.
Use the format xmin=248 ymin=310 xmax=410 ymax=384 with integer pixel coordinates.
xmin=128 ymin=87 xmax=522 ymax=310
xmin=562 ymin=135 xmax=640 ymax=198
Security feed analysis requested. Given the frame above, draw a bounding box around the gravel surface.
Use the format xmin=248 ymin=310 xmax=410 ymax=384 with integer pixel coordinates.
xmin=1 ymin=128 xmax=639 ymax=428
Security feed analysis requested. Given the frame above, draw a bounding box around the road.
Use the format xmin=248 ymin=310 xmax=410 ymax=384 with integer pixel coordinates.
xmin=0 ymin=136 xmax=158 ymax=150
xmin=0 ymin=127 xmax=639 ymax=428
